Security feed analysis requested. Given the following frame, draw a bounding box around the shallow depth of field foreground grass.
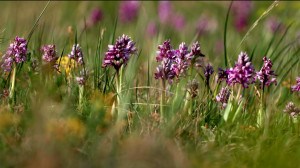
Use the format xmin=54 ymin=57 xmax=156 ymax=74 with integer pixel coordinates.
xmin=0 ymin=1 xmax=300 ymax=168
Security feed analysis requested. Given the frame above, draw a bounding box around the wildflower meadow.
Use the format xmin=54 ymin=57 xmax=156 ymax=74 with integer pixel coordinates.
xmin=0 ymin=1 xmax=300 ymax=167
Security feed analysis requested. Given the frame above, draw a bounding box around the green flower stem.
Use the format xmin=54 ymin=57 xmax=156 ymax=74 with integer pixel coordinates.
xmin=9 ymin=64 xmax=17 ymax=106
xmin=257 ymin=89 xmax=264 ymax=127
xmin=236 ymin=85 xmax=242 ymax=101
xmin=115 ymin=66 xmax=123 ymax=121
xmin=78 ymin=85 xmax=84 ymax=112
xmin=160 ymin=80 xmax=166 ymax=120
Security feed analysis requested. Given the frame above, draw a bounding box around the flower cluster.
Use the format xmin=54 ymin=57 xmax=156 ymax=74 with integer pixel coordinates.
xmin=227 ymin=52 xmax=255 ymax=88
xmin=156 ymin=40 xmax=175 ymax=62
xmin=119 ymin=1 xmax=140 ymax=23
xmin=291 ymin=77 xmax=300 ymax=93
xmin=173 ymin=42 xmax=191 ymax=77
xmin=158 ymin=1 xmax=173 ymax=24
xmin=76 ymin=68 xmax=89 ymax=85
xmin=171 ymin=13 xmax=186 ymax=31
xmin=154 ymin=59 xmax=176 ymax=84
xmin=217 ymin=68 xmax=229 ymax=83
xmin=1 ymin=36 xmax=27 ymax=72
xmin=157 ymin=1 xmax=186 ymax=31
xmin=203 ymin=63 xmax=214 ymax=83
xmin=103 ymin=34 xmax=136 ymax=71
xmin=283 ymin=102 xmax=300 ymax=117
xmin=215 ymin=87 xmax=231 ymax=108
xmin=41 ymin=45 xmax=58 ymax=64
xmin=154 ymin=40 xmax=204 ymax=84
xmin=89 ymin=7 xmax=103 ymax=25
xmin=190 ymin=42 xmax=205 ymax=68
xmin=265 ymin=17 xmax=283 ymax=33
xmin=196 ymin=14 xmax=217 ymax=36
xmin=255 ymin=57 xmax=277 ymax=89
xmin=68 ymin=44 xmax=84 ymax=66
xmin=0 ymin=88 xmax=9 ymax=99
xmin=231 ymin=1 xmax=253 ymax=32
xmin=187 ymin=79 xmax=199 ymax=99
xmin=146 ymin=21 xmax=157 ymax=37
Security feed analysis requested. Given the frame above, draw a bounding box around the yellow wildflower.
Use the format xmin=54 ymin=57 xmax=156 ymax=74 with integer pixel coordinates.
xmin=56 ymin=56 xmax=76 ymax=76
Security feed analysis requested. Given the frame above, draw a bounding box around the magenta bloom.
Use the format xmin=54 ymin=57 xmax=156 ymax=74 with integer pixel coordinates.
xmin=156 ymin=40 xmax=175 ymax=62
xmin=76 ymin=68 xmax=89 ymax=85
xmin=41 ymin=45 xmax=58 ymax=63
xmin=89 ymin=7 xmax=103 ymax=25
xmin=218 ymin=68 xmax=229 ymax=83
xmin=190 ymin=42 xmax=205 ymax=58
xmin=291 ymin=77 xmax=300 ymax=93
xmin=196 ymin=15 xmax=217 ymax=36
xmin=155 ymin=59 xmax=176 ymax=85
xmin=119 ymin=1 xmax=140 ymax=23
xmin=158 ymin=1 xmax=173 ymax=24
xmin=103 ymin=34 xmax=136 ymax=71
xmin=231 ymin=1 xmax=253 ymax=32
xmin=171 ymin=13 xmax=185 ymax=31
xmin=1 ymin=36 xmax=27 ymax=72
xmin=234 ymin=16 xmax=248 ymax=32
xmin=0 ymin=88 xmax=9 ymax=99
xmin=255 ymin=57 xmax=277 ymax=89
xmin=265 ymin=17 xmax=282 ymax=33
xmin=215 ymin=87 xmax=231 ymax=108
xmin=203 ymin=63 xmax=214 ymax=83
xmin=173 ymin=42 xmax=191 ymax=77
xmin=187 ymin=79 xmax=199 ymax=99
xmin=283 ymin=102 xmax=300 ymax=117
xmin=68 ymin=44 xmax=84 ymax=66
xmin=227 ymin=52 xmax=255 ymax=88
xmin=146 ymin=21 xmax=157 ymax=37
xmin=190 ymin=42 xmax=205 ymax=68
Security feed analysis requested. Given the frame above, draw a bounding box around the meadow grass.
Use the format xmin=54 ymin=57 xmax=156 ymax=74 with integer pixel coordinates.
xmin=0 ymin=1 xmax=299 ymax=168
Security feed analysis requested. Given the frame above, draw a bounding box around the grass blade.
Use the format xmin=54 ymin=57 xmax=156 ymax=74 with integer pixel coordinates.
xmin=223 ymin=1 xmax=232 ymax=68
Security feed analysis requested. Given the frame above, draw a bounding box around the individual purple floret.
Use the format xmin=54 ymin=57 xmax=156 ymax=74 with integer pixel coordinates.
xmin=1 ymin=36 xmax=27 ymax=72
xmin=283 ymin=102 xmax=300 ymax=117
xmin=158 ymin=1 xmax=173 ymax=24
xmin=215 ymin=87 xmax=231 ymax=108
xmin=255 ymin=57 xmax=277 ymax=89
xmin=227 ymin=52 xmax=255 ymax=88
xmin=68 ymin=44 xmax=84 ymax=66
xmin=103 ymin=34 xmax=136 ymax=71
xmin=154 ymin=59 xmax=176 ymax=84
xmin=41 ymin=45 xmax=58 ymax=63
xmin=156 ymin=40 xmax=175 ymax=62
xmin=218 ymin=68 xmax=229 ymax=82
xmin=291 ymin=77 xmax=300 ymax=93
xmin=119 ymin=1 xmax=140 ymax=23
xmin=187 ymin=79 xmax=199 ymax=99
xmin=173 ymin=42 xmax=191 ymax=77
xmin=203 ymin=63 xmax=214 ymax=82
xmin=76 ymin=68 xmax=89 ymax=85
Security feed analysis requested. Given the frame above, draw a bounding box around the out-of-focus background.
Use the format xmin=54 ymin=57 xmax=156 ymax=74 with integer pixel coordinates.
xmin=0 ymin=1 xmax=299 ymax=168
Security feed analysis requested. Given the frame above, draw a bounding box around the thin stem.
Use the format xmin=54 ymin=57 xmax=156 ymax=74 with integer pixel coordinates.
xmin=9 ymin=65 xmax=17 ymax=106
xmin=78 ymin=85 xmax=84 ymax=113
xmin=236 ymin=85 xmax=242 ymax=102
xmin=160 ymin=80 xmax=166 ymax=120
xmin=257 ymin=89 xmax=264 ymax=127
